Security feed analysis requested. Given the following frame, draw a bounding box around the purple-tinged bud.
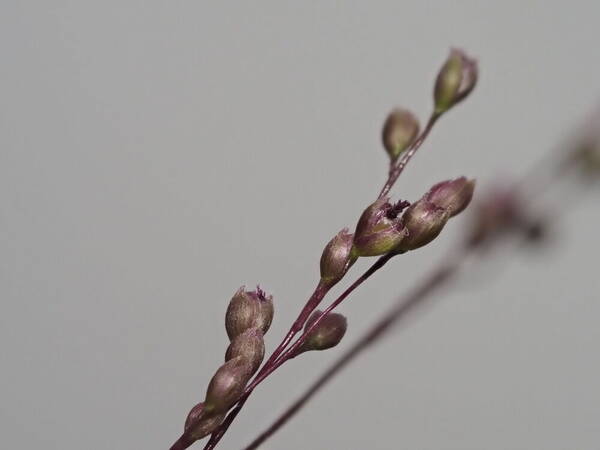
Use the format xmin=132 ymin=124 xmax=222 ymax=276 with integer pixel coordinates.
xmin=426 ymin=177 xmax=476 ymax=217
xmin=298 ymin=310 xmax=347 ymax=353
xmin=225 ymin=328 xmax=265 ymax=376
xmin=468 ymin=184 xmax=524 ymax=246
xmin=225 ymin=287 xmax=274 ymax=341
xmin=184 ymin=402 xmax=226 ymax=440
xmin=353 ymin=198 xmax=409 ymax=257
xmin=205 ymin=357 xmax=252 ymax=412
xmin=396 ymin=200 xmax=450 ymax=252
xmin=320 ymin=228 xmax=358 ymax=284
xmin=434 ymin=48 xmax=478 ymax=114
xmin=382 ymin=109 xmax=420 ymax=162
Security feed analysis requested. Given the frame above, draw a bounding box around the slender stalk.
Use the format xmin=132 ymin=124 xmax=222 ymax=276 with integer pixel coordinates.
xmin=255 ymin=254 xmax=393 ymax=387
xmin=201 ymin=254 xmax=395 ymax=450
xmin=244 ymin=255 xmax=462 ymax=449
xmin=260 ymin=280 xmax=332 ymax=374
xmin=379 ymin=112 xmax=441 ymax=199
xmin=271 ymin=254 xmax=394 ymax=368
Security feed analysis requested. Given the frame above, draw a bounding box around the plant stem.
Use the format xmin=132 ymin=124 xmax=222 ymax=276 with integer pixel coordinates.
xmin=272 ymin=254 xmax=394 ymax=367
xmin=201 ymin=254 xmax=395 ymax=450
xmin=260 ymin=280 xmax=332 ymax=374
xmin=379 ymin=112 xmax=441 ymax=198
xmin=243 ymin=254 xmax=462 ymax=449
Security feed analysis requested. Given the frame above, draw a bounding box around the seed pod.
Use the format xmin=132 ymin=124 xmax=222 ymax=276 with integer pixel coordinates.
xmin=397 ymin=200 xmax=450 ymax=251
xmin=434 ymin=48 xmax=478 ymax=114
xmin=184 ymin=402 xmax=226 ymax=440
xmin=320 ymin=228 xmax=357 ymax=284
xmin=353 ymin=198 xmax=408 ymax=257
xmin=225 ymin=328 xmax=265 ymax=376
xmin=426 ymin=177 xmax=476 ymax=217
xmin=298 ymin=310 xmax=347 ymax=353
xmin=382 ymin=109 xmax=420 ymax=162
xmin=225 ymin=287 xmax=274 ymax=341
xmin=205 ymin=357 xmax=252 ymax=412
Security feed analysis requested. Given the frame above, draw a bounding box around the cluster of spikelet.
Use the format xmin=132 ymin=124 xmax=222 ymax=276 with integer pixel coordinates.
xmin=182 ymin=178 xmax=476 ymax=442
xmin=175 ymin=48 xmax=481 ymax=449
xmin=182 ymin=287 xmax=273 ymax=440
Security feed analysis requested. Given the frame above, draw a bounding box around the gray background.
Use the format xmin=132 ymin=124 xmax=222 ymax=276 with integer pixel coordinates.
xmin=1 ymin=2 xmax=599 ymax=449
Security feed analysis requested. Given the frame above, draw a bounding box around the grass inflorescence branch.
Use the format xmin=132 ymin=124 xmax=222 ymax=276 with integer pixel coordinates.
xmin=243 ymin=133 xmax=600 ymax=448
xmin=170 ymin=48 xmax=480 ymax=450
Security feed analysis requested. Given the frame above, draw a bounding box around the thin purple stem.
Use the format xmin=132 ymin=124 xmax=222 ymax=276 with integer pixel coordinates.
xmin=201 ymin=254 xmax=395 ymax=450
xmin=272 ymin=254 xmax=394 ymax=368
xmin=379 ymin=112 xmax=441 ymax=199
xmin=243 ymin=256 xmax=461 ymax=449
xmin=260 ymin=280 xmax=332 ymax=374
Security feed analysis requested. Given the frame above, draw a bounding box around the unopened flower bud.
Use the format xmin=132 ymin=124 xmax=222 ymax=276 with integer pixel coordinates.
xmin=426 ymin=177 xmax=476 ymax=217
xmin=397 ymin=200 xmax=450 ymax=251
xmin=225 ymin=328 xmax=265 ymax=376
xmin=382 ymin=109 xmax=420 ymax=161
xmin=205 ymin=357 xmax=252 ymax=412
xmin=353 ymin=198 xmax=409 ymax=257
xmin=225 ymin=287 xmax=274 ymax=341
xmin=299 ymin=310 xmax=347 ymax=353
xmin=468 ymin=185 xmax=523 ymax=246
xmin=434 ymin=48 xmax=478 ymax=114
xmin=184 ymin=402 xmax=226 ymax=439
xmin=320 ymin=228 xmax=358 ymax=284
